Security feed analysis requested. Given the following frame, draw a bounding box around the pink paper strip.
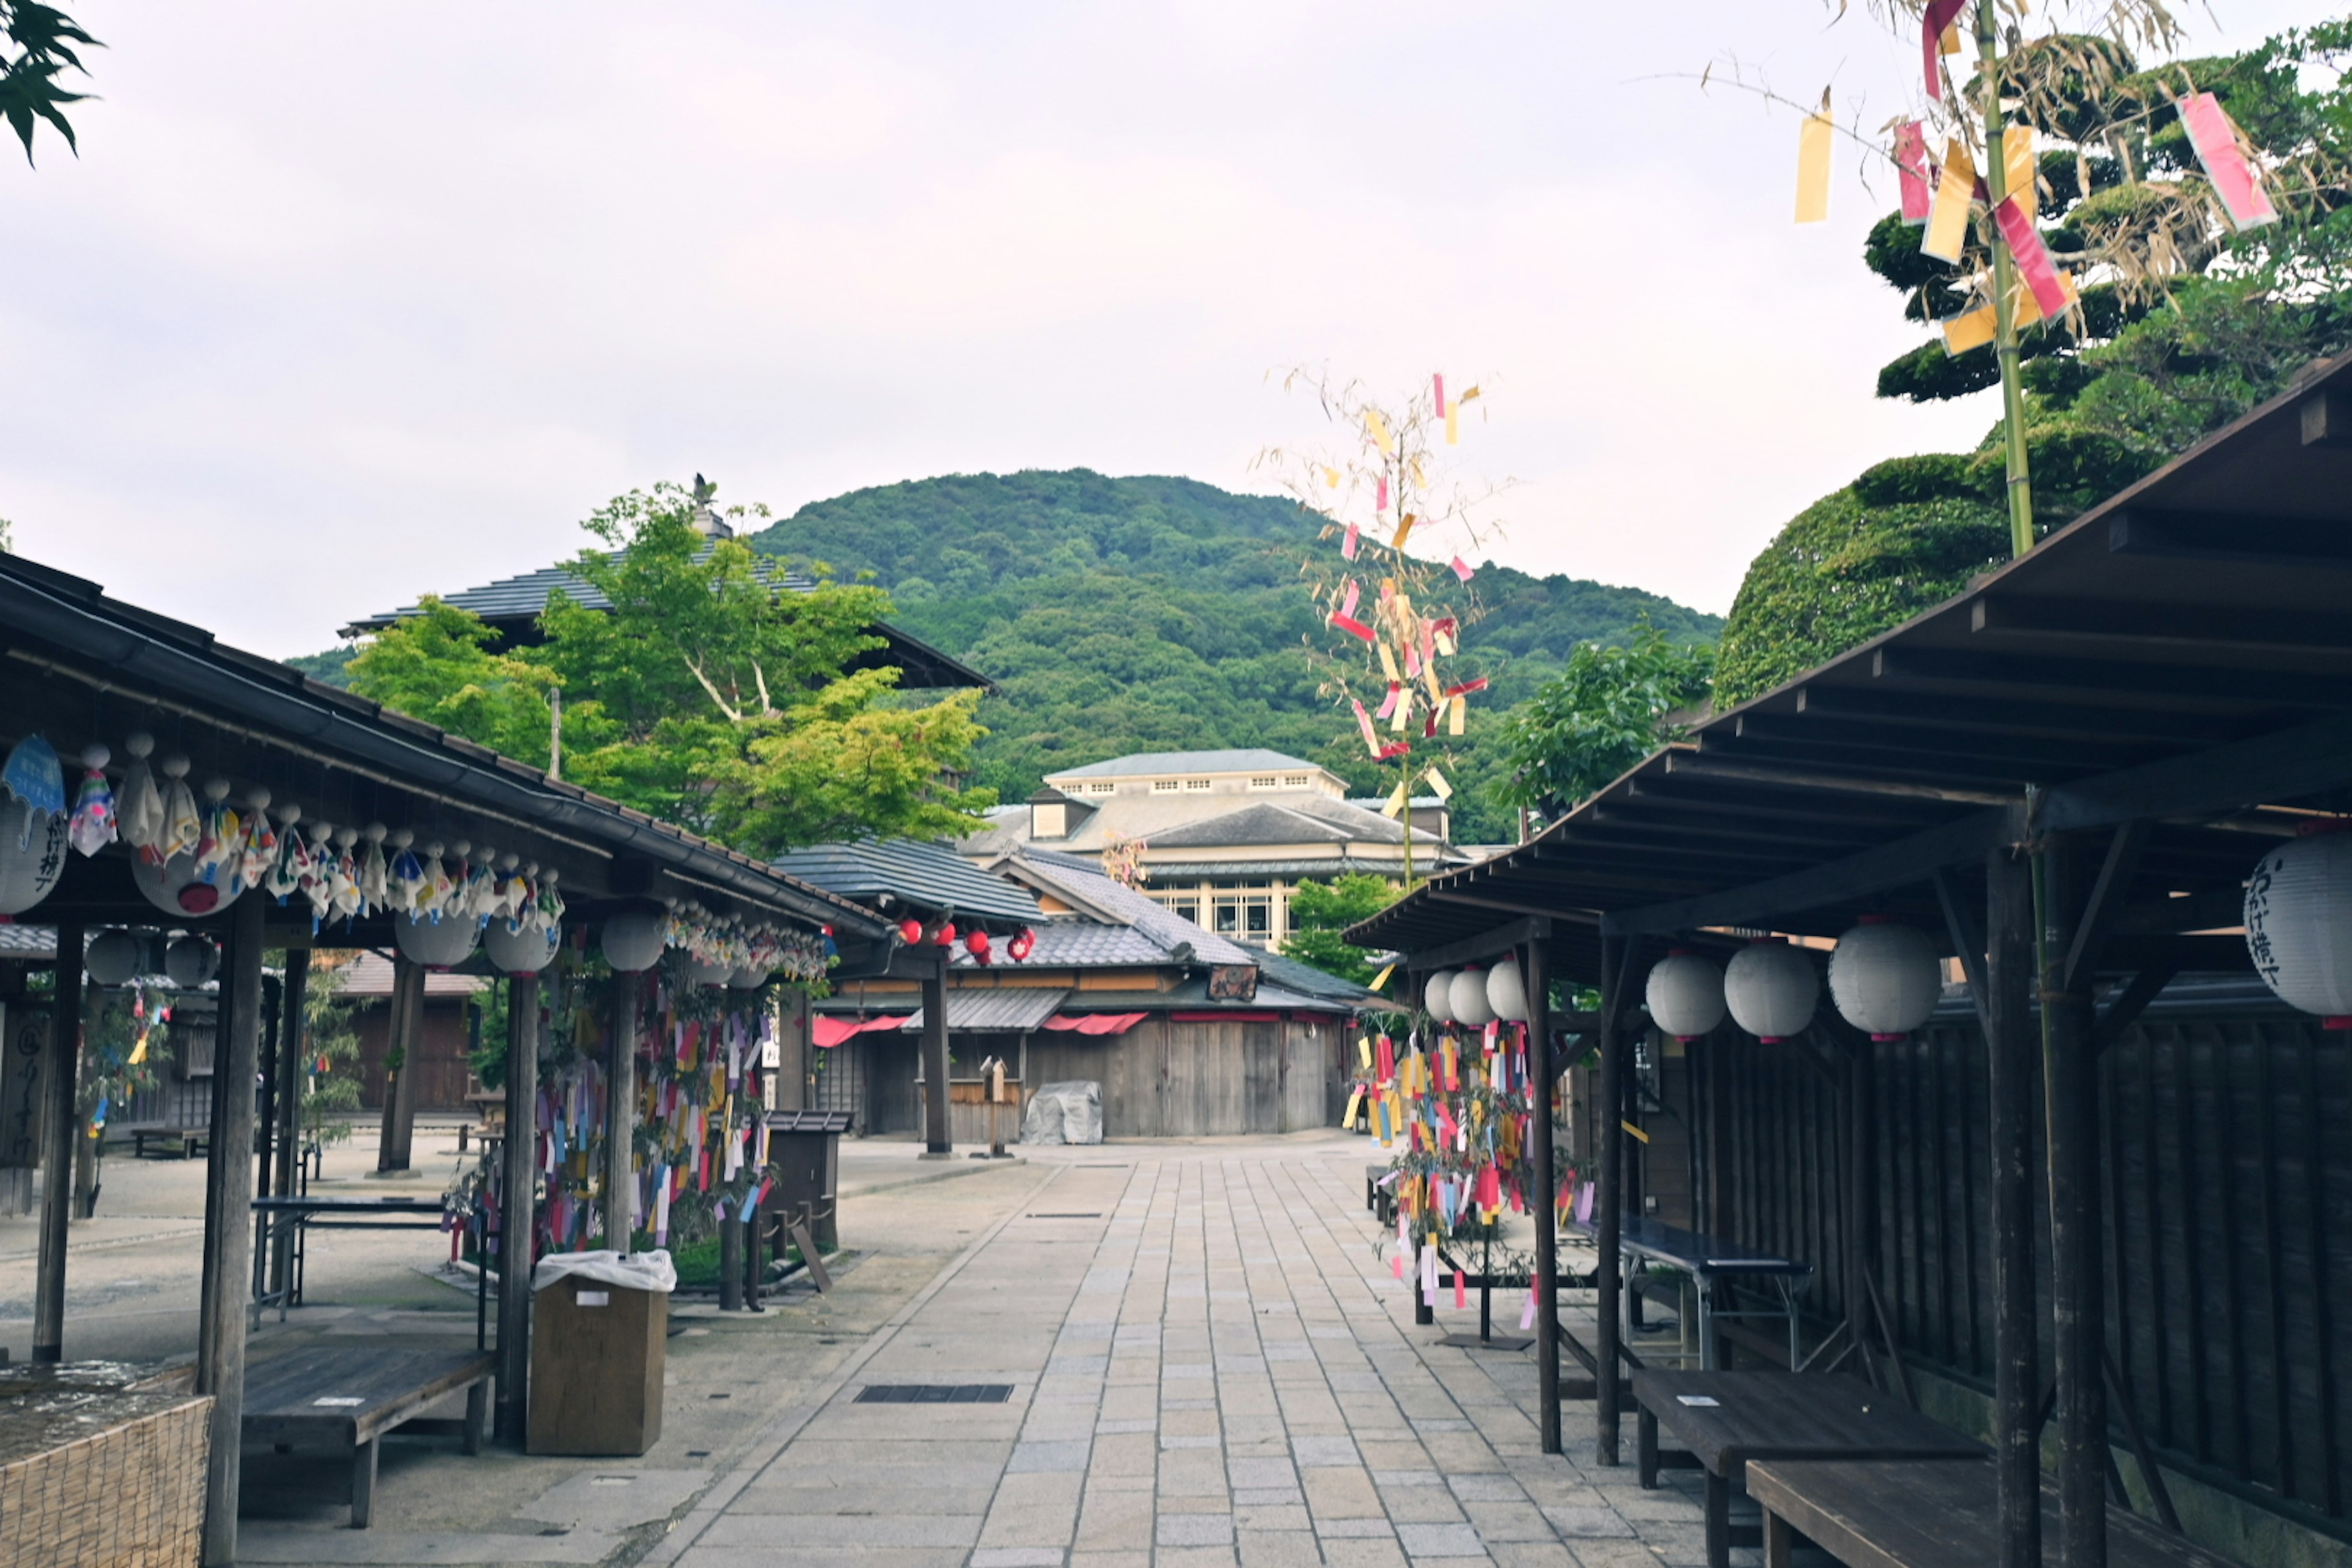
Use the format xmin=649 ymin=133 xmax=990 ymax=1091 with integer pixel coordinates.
xmin=1375 ymin=683 xmax=1400 ymax=721
xmin=1331 ymin=614 xmax=1374 ymax=643
xmin=1922 ymin=0 xmax=1966 ymax=99
xmin=1432 ymin=372 xmax=1446 ymax=417
xmin=1450 ymin=556 xmax=1474 ymax=582
xmin=1341 ymin=522 xmax=1359 ymax=559
xmin=1354 ymin=698 xmax=1379 ymax=754
xmin=1992 ymin=196 xmax=2069 ymax=318
xmin=1376 ymin=475 xmax=1389 ymax=513
xmin=1896 ymin=121 xmax=1931 ymax=224
xmin=1340 ymin=579 xmax=1360 ymax=619
xmin=2180 ymin=92 xmax=2278 ymax=231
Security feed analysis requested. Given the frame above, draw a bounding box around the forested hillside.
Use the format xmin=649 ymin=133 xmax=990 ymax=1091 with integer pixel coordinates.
xmin=748 ymin=470 xmax=1717 ymax=839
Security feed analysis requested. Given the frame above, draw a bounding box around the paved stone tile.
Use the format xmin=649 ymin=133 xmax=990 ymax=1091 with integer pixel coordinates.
xmin=1158 ymin=1513 xmax=1240 ymax=1547
xmin=1537 ymin=1505 xmax=1636 ymax=1539
xmin=1291 ymin=1434 xmax=1360 ymax=1466
xmin=1008 ymin=1439 xmax=1093 ymax=1473
xmin=1396 ymin=1523 xmax=1487 ymax=1558
xmin=1236 ymin=1528 xmax=1325 ymax=1568
xmin=971 ymin=1551 xmax=1067 ymax=1568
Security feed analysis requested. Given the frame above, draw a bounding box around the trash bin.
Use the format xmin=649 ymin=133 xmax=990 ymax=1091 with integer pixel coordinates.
xmin=527 ymin=1249 xmax=676 ymax=1456
xmin=761 ymin=1109 xmax=850 ymax=1254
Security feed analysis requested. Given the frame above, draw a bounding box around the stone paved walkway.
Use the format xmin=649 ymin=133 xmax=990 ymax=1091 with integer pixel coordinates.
xmin=647 ymin=1136 xmax=1716 ymax=1568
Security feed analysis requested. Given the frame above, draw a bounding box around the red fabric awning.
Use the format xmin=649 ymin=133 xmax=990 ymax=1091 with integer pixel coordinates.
xmin=812 ymin=1014 xmax=911 ymax=1049
xmin=1042 ymin=1012 xmax=1147 ymax=1036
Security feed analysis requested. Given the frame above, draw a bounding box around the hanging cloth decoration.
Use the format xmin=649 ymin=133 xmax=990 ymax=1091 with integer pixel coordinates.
xmin=116 ymin=732 xmax=163 ymax=852
xmin=238 ymin=793 xmax=278 ymax=893
xmin=1 ymin=734 xmax=64 ymax=851
xmin=359 ymin=824 xmax=390 ymax=911
xmin=387 ymin=829 xmax=426 ymax=910
xmin=67 ymin=745 xmax=116 ymax=857
xmin=157 ymin=756 xmax=200 ymax=862
xmin=266 ymin=806 xmax=307 ymax=900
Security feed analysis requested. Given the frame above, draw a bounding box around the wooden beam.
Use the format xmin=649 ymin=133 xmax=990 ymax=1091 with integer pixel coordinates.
xmin=2063 ymin=821 xmax=2152 ymax=990
xmin=1700 ymin=733 xmax=2078 ymax=790
xmin=200 ymin=892 xmax=265 ymax=1567
xmin=1660 ymin=751 xmax=2019 ymax=806
xmin=1931 ymin=868 xmax=1989 ymax=1030
xmin=2094 ymin=964 xmax=2178 ymax=1053
xmin=1877 ymin=644 xmax=2352 ymax=710
xmin=1525 ymin=937 xmax=1562 ymax=1456
xmin=1595 ymin=932 xmax=1628 ymax=1467
xmin=1795 ymin=681 xmax=2245 ymax=745
xmin=1582 ymin=806 xmax=1875 ymax=852
xmin=605 ymin=974 xmax=639 ymax=1251
xmin=1601 ymin=807 xmax=2020 ymax=938
xmin=1985 ymin=848 xmax=2043 ymax=1568
xmin=375 ymin=954 xmax=424 ymax=1172
xmin=2037 ymin=710 xmax=2352 ymax=835
xmin=2109 ymin=507 xmax=2352 ymax=571
xmin=1973 ymin=593 xmax=2352 ymax=658
xmin=1426 ymin=889 xmax=1578 ymax=921
xmin=497 ymin=974 xmax=540 ymax=1446
xmin=922 ymin=954 xmax=951 ymax=1155
xmin=1727 ymin=714 xmax=2149 ymax=776
xmin=32 ymin=918 xmax=81 ymax=1364
xmin=1411 ymin=916 xmax=1551 ymax=972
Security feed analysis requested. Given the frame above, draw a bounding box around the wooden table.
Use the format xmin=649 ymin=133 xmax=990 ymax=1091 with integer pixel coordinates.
xmin=1571 ymin=1213 xmax=1814 ymax=1369
xmin=1745 ymin=1458 xmax=2238 ymax=1568
xmin=243 ymin=1346 xmax=495 ymax=1527
xmin=1632 ymin=1369 xmax=1986 ymax=1568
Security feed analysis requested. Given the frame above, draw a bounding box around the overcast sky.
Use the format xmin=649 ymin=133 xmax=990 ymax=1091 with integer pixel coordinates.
xmin=0 ymin=1 xmax=2317 ymax=657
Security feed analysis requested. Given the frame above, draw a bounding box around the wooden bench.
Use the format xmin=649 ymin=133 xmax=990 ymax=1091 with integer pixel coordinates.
xmin=1365 ymin=1164 xmax=1396 ymax=1224
xmin=243 ymin=1346 xmax=496 ymax=1527
xmin=1746 ymin=1457 xmax=2238 ymax=1568
xmin=1633 ymin=1368 xmax=1986 ymax=1568
xmin=119 ymin=1123 xmax=208 ymax=1159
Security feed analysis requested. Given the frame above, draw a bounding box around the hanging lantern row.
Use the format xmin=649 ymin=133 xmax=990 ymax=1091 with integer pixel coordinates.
xmin=82 ymin=928 xmax=219 ymax=989
xmin=1418 ymin=960 xmax=1532 ymax=1027
xmin=1638 ymin=921 xmax=1942 ymax=1043
xmin=599 ymin=901 xmax=829 ymax=987
xmin=894 ymin=916 xmax=1038 ymax=970
xmin=2246 ymin=820 xmax=2352 ymax=1027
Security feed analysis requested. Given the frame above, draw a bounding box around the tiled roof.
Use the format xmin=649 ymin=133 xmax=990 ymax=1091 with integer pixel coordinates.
xmin=1047 ymin=750 xmax=1321 ymax=779
xmin=1006 ymin=851 xmax=1257 ymax=967
xmin=341 ymin=551 xmax=817 ymax=631
xmin=899 ymin=988 xmax=1069 ymax=1033
xmin=330 ymin=951 xmax=492 ymax=999
xmin=771 ymin=840 xmax=1042 ymax=925
xmin=0 ymin=926 xmax=55 ymax=959
xmin=1234 ymin=944 xmax=1385 ymax=1008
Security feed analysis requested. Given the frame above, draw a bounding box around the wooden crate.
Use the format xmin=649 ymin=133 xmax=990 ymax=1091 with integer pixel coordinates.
xmin=0 ymin=1387 xmax=210 ymax=1567
xmin=528 ymin=1276 xmax=666 ymax=1456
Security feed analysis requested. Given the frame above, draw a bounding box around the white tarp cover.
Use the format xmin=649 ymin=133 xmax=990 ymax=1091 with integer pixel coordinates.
xmin=1022 ymin=1080 xmax=1104 ymax=1145
xmin=532 ymin=1248 xmax=678 ymax=1294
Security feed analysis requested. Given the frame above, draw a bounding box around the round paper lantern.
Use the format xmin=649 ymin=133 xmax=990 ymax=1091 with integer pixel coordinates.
xmin=1485 ymin=959 xmax=1529 ymax=1024
xmin=85 ymin=929 xmax=145 ymax=986
xmin=132 ymin=846 xmax=242 ymax=918
xmin=2245 ymin=825 xmax=2352 ymax=1024
xmin=485 ymin=918 xmax=560 ymax=976
xmin=396 ymin=910 xmax=480 ymax=971
xmin=1646 ymin=950 xmax=1727 ymax=1040
xmin=933 ymin=922 xmax=957 ymax=946
xmin=728 ymin=965 xmax=770 ymax=990
xmin=685 ymin=954 xmax=732 ymax=987
xmin=965 ymin=929 xmax=992 ymax=959
xmin=601 ymin=906 xmax=667 ymax=973
xmin=1423 ymin=969 xmax=1458 ymax=1022
xmin=1008 ymin=927 xmax=1036 ymax=962
xmin=1724 ymin=938 xmax=1819 ymax=1042
xmin=898 ymin=918 xmax=922 ymax=945
xmin=164 ymin=935 xmax=217 ymax=989
xmin=0 ymin=799 xmax=67 ymax=916
xmin=1451 ymin=967 xmax=1497 ymax=1028
xmin=1828 ymin=918 xmax=1942 ymax=1040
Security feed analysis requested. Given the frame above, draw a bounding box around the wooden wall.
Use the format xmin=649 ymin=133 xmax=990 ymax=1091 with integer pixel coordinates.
xmin=1672 ymin=990 xmax=2352 ymax=1539
xmin=1022 ymin=1015 xmax=1340 ymax=1138
xmin=354 ymin=997 xmax=477 ymax=1113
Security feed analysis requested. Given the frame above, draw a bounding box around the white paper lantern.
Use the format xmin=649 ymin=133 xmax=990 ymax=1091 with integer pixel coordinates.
xmin=728 ymin=965 xmax=771 ymax=990
xmin=132 ymin=847 xmax=244 ymax=919
xmin=601 ymin=906 xmax=667 ymax=973
xmin=2245 ymin=827 xmax=2352 ymax=1022
xmin=484 ymin=918 xmax=560 ymax=976
xmin=1646 ymin=950 xmax=1727 ymax=1040
xmin=1724 ymin=939 xmax=1819 ymax=1042
xmin=1451 ymin=967 xmax=1497 ymax=1027
xmin=1828 ymin=918 xmax=1942 ymax=1039
xmin=685 ymin=955 xmax=731 ymax=987
xmin=1486 ymin=959 xmax=1529 ymax=1024
xmin=396 ymin=910 xmax=480 ymax=971
xmin=1422 ymin=969 xmax=1458 ymax=1022
xmin=164 ymin=935 xmax=217 ymax=989
xmin=85 ymin=929 xmax=145 ymax=986
xmin=0 ymin=800 xmax=67 ymax=916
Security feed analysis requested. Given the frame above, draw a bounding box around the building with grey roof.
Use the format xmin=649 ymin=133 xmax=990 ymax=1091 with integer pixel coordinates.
xmin=956 ymin=748 xmax=1474 ymax=944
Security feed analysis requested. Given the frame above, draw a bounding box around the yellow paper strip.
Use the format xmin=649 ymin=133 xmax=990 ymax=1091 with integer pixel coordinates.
xmin=1449 ymin=694 xmax=1466 ymax=736
xmin=1921 ymin=136 xmax=1975 ymax=264
xmin=1389 ymin=513 xmax=1414 ymax=551
xmin=1426 ymin=767 xmax=1453 ymax=802
xmin=1365 ymin=410 xmax=1394 ymax=455
xmin=1382 ymin=781 xmax=1407 ymax=816
xmin=1941 ymin=271 xmax=2078 ymax=354
xmin=1389 ymin=696 xmax=1410 ymax=734
xmin=1444 ymin=404 xmax=1459 ymax=445
xmin=2005 ymin=124 xmax=2036 ymax=219
xmin=1379 ymin=641 xmax=1401 ymax=682
xmin=1621 ymin=1120 xmax=1651 ymax=1144
xmin=1796 ymin=110 xmax=1833 ymax=224
xmin=1322 ymin=465 xmax=1341 ymax=489
xmin=1941 ymin=23 xmax=1961 ymax=55
xmin=1367 ymin=966 xmax=1393 ymax=997
xmin=1343 ymin=1089 xmax=1363 ymax=1126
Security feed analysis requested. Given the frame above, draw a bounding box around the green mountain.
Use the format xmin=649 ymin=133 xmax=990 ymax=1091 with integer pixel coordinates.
xmin=747 ymin=470 xmax=1719 ymax=841
xmin=298 ymin=470 xmax=1719 ymax=843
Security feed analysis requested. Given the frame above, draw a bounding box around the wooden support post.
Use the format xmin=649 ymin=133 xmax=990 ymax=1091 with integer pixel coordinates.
xmin=32 ymin=917 xmax=83 ymax=1364
xmin=605 ymin=973 xmax=638 ymax=1252
xmin=2043 ymin=836 xmax=2108 ymax=1568
xmin=1986 ymin=845 xmax=2043 ymax=1568
xmin=271 ymin=952 xmax=309 ymax=1302
xmin=921 ymin=953 xmax=951 ymax=1156
xmin=1596 ymin=933 xmax=1627 ymax=1466
xmin=1525 ymin=938 xmax=1562 ymax=1455
xmin=376 ymin=954 xmax=424 ymax=1172
xmin=198 ymin=894 xmax=264 ymax=1567
xmin=497 ymin=973 xmax=539 ymax=1445
xmin=249 ymin=974 xmax=280 ymax=1306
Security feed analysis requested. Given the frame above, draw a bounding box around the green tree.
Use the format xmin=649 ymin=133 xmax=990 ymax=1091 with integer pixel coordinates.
xmin=296 ymin=952 xmax=365 ymax=1145
xmin=1281 ymin=874 xmax=1400 ymax=986
xmin=3 ymin=4 xmax=97 ymax=164
xmin=1492 ymin=623 xmax=1716 ymax=827
xmin=347 ymin=599 xmax=557 ymax=767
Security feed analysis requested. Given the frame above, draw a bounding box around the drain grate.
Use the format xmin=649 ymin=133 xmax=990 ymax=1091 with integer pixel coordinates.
xmin=855 ymin=1384 xmax=1012 ymax=1404
xmin=1028 ymin=1212 xmax=1102 ymax=1219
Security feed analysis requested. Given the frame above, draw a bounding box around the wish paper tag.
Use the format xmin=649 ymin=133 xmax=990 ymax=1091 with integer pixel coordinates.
xmin=314 ymin=1396 xmax=365 ymax=1408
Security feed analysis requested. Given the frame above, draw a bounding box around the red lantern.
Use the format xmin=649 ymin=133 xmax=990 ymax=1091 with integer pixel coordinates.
xmin=933 ymin=921 xmax=957 ymax=946
xmin=898 ymin=918 xmax=922 ymax=945
xmin=1008 ymin=927 xmax=1037 ymax=962
xmin=966 ymin=929 xmax=991 ymax=957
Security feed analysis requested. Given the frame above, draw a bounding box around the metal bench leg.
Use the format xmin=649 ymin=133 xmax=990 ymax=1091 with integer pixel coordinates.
xmin=464 ymin=1380 xmax=488 ymax=1456
xmin=1705 ymin=1470 xmax=1730 ymax=1568
xmin=352 ymin=1437 xmax=379 ymax=1528
xmin=1638 ymin=1405 xmax=1659 ymax=1489
xmin=1764 ymin=1507 xmax=1795 ymax=1568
